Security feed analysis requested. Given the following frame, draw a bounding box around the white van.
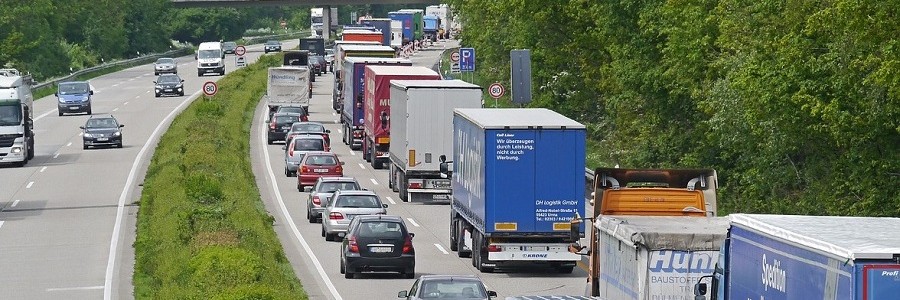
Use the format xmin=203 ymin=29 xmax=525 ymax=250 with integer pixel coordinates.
xmin=196 ymin=42 xmax=225 ymax=76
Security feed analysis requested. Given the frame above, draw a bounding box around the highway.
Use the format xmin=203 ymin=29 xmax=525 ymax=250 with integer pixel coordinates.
xmin=251 ymin=40 xmax=591 ymax=300
xmin=0 ymin=40 xmax=297 ymax=299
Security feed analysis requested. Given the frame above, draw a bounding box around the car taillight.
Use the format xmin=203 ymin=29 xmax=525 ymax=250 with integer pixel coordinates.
xmin=335 ymin=165 xmax=343 ymax=173
xmin=289 ymin=147 xmax=294 ymax=157
xmin=301 ymin=166 xmax=310 ymax=173
xmin=487 ymin=244 xmax=501 ymax=252
xmin=402 ymin=235 xmax=414 ymax=254
xmin=312 ymin=196 xmax=321 ymax=205
xmin=269 ymin=122 xmax=276 ymax=129
xmin=329 ymin=212 xmax=344 ymax=220
xmin=302 ymin=115 xmax=309 ymax=122
xmin=348 ymin=235 xmax=359 ymax=253
xmin=356 ymin=102 xmax=362 ymax=109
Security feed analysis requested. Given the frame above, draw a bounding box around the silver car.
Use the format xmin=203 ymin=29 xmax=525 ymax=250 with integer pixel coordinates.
xmin=283 ymin=135 xmax=326 ymax=177
xmin=154 ymin=58 xmax=177 ymax=75
xmin=306 ymin=177 xmax=362 ymax=223
xmin=322 ymin=190 xmax=388 ymax=241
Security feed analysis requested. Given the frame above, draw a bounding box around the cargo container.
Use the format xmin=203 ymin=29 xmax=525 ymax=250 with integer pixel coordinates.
xmin=397 ymin=9 xmax=425 ymax=41
xmin=387 ymin=80 xmax=482 ymax=202
xmin=694 ymin=214 xmax=900 ymax=300
xmin=388 ymin=11 xmax=415 ymax=45
xmin=359 ymin=18 xmax=392 ymax=46
xmin=362 ymin=66 xmax=441 ymax=169
xmin=331 ymin=43 xmax=395 ymax=114
xmin=339 ymin=57 xmax=412 ymax=150
xmin=341 ymin=29 xmax=383 ymax=44
xmin=299 ymin=37 xmax=325 ymax=55
xmin=444 ymin=108 xmax=586 ymax=273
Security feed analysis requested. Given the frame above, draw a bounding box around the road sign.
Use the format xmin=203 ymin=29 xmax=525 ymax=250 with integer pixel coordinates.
xmin=202 ymin=81 xmax=218 ymax=96
xmin=459 ymin=48 xmax=475 ymax=72
xmin=450 ymin=62 xmax=460 ymax=74
xmin=234 ymin=45 xmax=246 ymax=56
xmin=450 ymin=52 xmax=460 ymax=62
xmin=488 ymin=83 xmax=505 ymax=99
xmin=235 ymin=56 xmax=246 ymax=67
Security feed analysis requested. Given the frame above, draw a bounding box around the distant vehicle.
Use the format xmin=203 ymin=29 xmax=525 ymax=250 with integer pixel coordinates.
xmin=154 ymin=74 xmax=185 ymax=97
xmin=324 ymin=49 xmax=335 ymax=69
xmin=284 ymin=121 xmax=330 ymax=147
xmin=339 ymin=214 xmax=412 ymax=279
xmin=153 ymin=57 xmax=178 ymax=75
xmin=296 ymin=151 xmax=344 ymax=191
xmin=273 ymin=105 xmax=309 ymax=123
xmin=309 ymin=55 xmax=327 ymax=76
xmin=264 ymin=40 xmax=282 ymax=53
xmin=398 ymin=275 xmax=497 ymax=299
xmin=56 ymin=81 xmax=93 ymax=116
xmin=283 ymin=135 xmax=326 ymax=177
xmin=299 ymin=37 xmax=325 ymax=56
xmin=223 ymin=42 xmax=237 ymax=54
xmin=267 ymin=112 xmax=304 ymax=144
xmin=80 ymin=115 xmax=124 ymax=149
xmin=197 ymin=41 xmax=225 ymax=76
xmin=307 ymin=177 xmax=362 ymax=223
xmin=266 ymin=52 xmax=312 ymax=112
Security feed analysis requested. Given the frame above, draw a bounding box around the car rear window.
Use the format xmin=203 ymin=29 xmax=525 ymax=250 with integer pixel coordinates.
xmin=293 ymin=139 xmax=324 ymax=151
xmin=419 ymin=280 xmax=487 ymax=298
xmin=279 ymin=107 xmax=306 ymax=115
xmin=275 ymin=116 xmax=299 ymax=124
xmin=320 ymin=182 xmax=359 ymax=193
xmin=357 ymin=221 xmax=404 ymax=238
xmin=334 ymin=195 xmax=380 ymax=208
xmin=292 ymin=123 xmax=324 ymax=132
xmin=305 ymin=155 xmax=337 ymax=165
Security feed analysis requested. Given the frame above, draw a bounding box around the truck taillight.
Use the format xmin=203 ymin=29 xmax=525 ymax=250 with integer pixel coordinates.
xmin=487 ymin=244 xmax=501 ymax=252
xmin=348 ymin=235 xmax=359 ymax=253
xmin=312 ymin=196 xmax=321 ymax=205
xmin=402 ymin=235 xmax=414 ymax=254
xmin=408 ymin=179 xmax=423 ymax=189
xmin=329 ymin=212 xmax=344 ymax=220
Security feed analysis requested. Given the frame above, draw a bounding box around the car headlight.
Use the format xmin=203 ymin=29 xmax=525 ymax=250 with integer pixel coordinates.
xmin=83 ymin=133 xmax=92 ymax=138
xmin=113 ymin=132 xmax=121 ymax=137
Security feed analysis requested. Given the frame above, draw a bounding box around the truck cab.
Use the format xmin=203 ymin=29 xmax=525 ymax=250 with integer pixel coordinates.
xmin=196 ymin=41 xmax=225 ymax=76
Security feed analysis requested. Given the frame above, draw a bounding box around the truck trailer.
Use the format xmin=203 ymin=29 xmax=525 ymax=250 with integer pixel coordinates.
xmin=265 ymin=51 xmax=311 ymax=114
xmin=397 ymin=9 xmax=425 ymax=41
xmin=387 ymin=80 xmax=483 ymax=202
xmin=340 ymin=57 xmax=412 ymax=150
xmin=423 ymin=15 xmax=440 ymax=42
xmin=388 ymin=11 xmax=415 ymax=45
xmin=359 ymin=18 xmax=393 ymax=46
xmin=0 ymin=68 xmax=35 ymax=167
xmin=693 ymin=214 xmax=900 ymax=300
xmin=362 ymin=66 xmax=441 ymax=169
xmin=331 ymin=43 xmax=395 ymax=112
xmin=299 ymin=37 xmax=325 ymax=56
xmin=444 ymin=108 xmax=586 ymax=273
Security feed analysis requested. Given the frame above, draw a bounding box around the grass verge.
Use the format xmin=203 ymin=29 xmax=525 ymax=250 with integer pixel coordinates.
xmin=133 ymin=53 xmax=307 ymax=299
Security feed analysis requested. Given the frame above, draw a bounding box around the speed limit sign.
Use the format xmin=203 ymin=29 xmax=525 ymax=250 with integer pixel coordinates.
xmin=488 ymin=83 xmax=505 ymax=99
xmin=202 ymin=81 xmax=218 ymax=96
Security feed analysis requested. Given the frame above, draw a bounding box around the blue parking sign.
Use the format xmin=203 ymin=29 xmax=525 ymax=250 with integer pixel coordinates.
xmin=459 ymin=48 xmax=475 ymax=72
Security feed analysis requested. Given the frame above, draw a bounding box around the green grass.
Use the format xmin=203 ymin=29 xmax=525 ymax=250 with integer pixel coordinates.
xmin=133 ymin=53 xmax=307 ymax=299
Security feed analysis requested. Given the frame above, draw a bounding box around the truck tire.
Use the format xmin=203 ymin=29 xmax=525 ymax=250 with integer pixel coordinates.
xmin=474 ymin=233 xmax=494 ymax=273
xmin=398 ymin=172 xmax=409 ymax=202
xmin=27 ymin=139 xmax=34 ymax=160
xmin=341 ymin=124 xmax=349 ymax=145
xmin=557 ymin=266 xmax=575 ymax=274
xmin=363 ymin=139 xmax=371 ymax=162
xmin=449 ymin=218 xmax=458 ymax=251
xmin=388 ymin=164 xmax=395 ymax=190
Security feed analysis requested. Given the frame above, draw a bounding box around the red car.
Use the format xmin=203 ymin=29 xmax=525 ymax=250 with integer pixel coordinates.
xmin=298 ymin=152 xmax=344 ymax=191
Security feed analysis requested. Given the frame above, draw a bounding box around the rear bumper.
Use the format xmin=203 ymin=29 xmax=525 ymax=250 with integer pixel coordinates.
xmin=267 ymin=131 xmax=288 ymax=141
xmin=345 ymin=255 xmax=414 ymax=273
xmin=298 ymin=173 xmax=340 ymax=186
xmin=84 ymin=136 xmax=122 ymax=146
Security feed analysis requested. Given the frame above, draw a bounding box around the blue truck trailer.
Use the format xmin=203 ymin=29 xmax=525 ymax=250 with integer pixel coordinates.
xmin=694 ymin=214 xmax=900 ymax=300
xmin=389 ymin=11 xmax=415 ymax=45
xmin=339 ymin=57 xmax=411 ymax=150
xmin=442 ymin=108 xmax=586 ymax=273
xmin=423 ymin=15 xmax=440 ymax=42
xmin=360 ymin=18 xmax=392 ymax=46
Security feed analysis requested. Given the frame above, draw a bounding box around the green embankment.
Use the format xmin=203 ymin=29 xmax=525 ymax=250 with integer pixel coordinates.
xmin=133 ymin=53 xmax=307 ymax=299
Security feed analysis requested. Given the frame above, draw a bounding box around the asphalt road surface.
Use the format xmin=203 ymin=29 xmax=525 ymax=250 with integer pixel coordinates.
xmin=250 ymin=40 xmax=592 ymax=300
xmin=0 ymin=40 xmax=297 ymax=300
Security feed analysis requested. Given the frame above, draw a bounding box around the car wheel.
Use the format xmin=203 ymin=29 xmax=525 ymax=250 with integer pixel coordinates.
xmin=340 ymin=258 xmax=346 ymax=274
xmin=198 ymin=71 xmax=203 ymax=77
xmin=403 ymin=270 xmax=415 ymax=279
xmin=154 ymin=72 xmax=158 ymax=76
xmin=58 ymin=111 xmax=63 ymax=116
xmin=267 ymin=138 xmax=274 ymax=145
xmin=284 ymin=167 xmax=291 ymax=177
xmin=83 ymin=144 xmax=88 ymax=150
xmin=321 ymin=225 xmax=326 ymax=237
xmin=180 ymin=91 xmax=184 ymax=96
xmin=344 ymin=270 xmax=354 ymax=279
xmin=155 ymin=93 xmax=160 ymax=98
xmin=87 ymin=108 xmax=92 ymax=115
xmin=297 ymin=183 xmax=304 ymax=192
xmin=117 ymin=143 xmax=123 ymax=148
xmin=325 ymin=232 xmax=334 ymax=242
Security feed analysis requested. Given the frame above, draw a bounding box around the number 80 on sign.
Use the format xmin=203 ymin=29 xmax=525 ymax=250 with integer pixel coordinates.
xmin=203 ymin=81 xmax=218 ymax=96
xmin=488 ymin=83 xmax=505 ymax=99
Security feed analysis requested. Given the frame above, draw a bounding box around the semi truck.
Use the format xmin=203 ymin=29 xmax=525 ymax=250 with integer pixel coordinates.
xmin=359 ymin=18 xmax=392 ymax=46
xmin=426 ymin=4 xmax=452 ymax=37
xmin=331 ymin=43 xmax=394 ymax=112
xmin=388 ymin=11 xmax=415 ymax=45
xmin=390 ymin=20 xmax=403 ymax=48
xmin=310 ymin=7 xmax=338 ymax=36
xmin=397 ymin=9 xmax=425 ymax=42
xmin=265 ymin=51 xmax=311 ymax=115
xmin=423 ymin=15 xmax=440 ymax=42
xmin=362 ymin=66 xmax=441 ymax=169
xmin=339 ymin=57 xmax=412 ymax=150
xmin=387 ymin=80 xmax=483 ymax=202
xmin=0 ymin=68 xmax=35 ymax=167
xmin=442 ymin=108 xmax=586 ymax=273
xmin=299 ymin=37 xmax=325 ymax=56
xmin=693 ymin=214 xmax=900 ymax=300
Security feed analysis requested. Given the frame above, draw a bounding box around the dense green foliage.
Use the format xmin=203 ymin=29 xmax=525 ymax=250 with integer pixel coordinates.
xmin=447 ymin=0 xmax=899 ymax=216
xmin=133 ymin=54 xmax=306 ymax=299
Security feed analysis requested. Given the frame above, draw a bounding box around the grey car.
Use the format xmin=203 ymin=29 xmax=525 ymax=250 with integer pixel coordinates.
xmin=322 ymin=190 xmax=388 ymax=241
xmin=307 ymin=177 xmax=362 ymax=223
xmin=80 ymin=115 xmax=124 ymax=149
xmin=154 ymin=58 xmax=177 ymax=75
xmin=398 ymin=275 xmax=498 ymax=299
xmin=283 ymin=135 xmax=326 ymax=177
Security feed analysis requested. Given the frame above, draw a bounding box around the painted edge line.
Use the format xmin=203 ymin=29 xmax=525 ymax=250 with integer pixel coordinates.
xmin=406 ymin=218 xmax=420 ymax=227
xmin=385 ymin=196 xmax=396 ymax=205
xmin=434 ymin=243 xmax=449 ymax=255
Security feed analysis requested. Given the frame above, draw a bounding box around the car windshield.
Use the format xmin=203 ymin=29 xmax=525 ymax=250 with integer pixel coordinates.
xmin=419 ymin=280 xmax=487 ymax=299
xmin=304 ymin=155 xmax=337 ymax=166
xmin=266 ymin=41 xmax=279 ymax=45
xmin=318 ymin=182 xmax=360 ymax=193
xmin=156 ymin=58 xmax=174 ymax=64
xmin=357 ymin=221 xmax=403 ymax=238
xmin=58 ymin=82 xmax=89 ymax=95
xmin=292 ymin=123 xmax=324 ymax=132
xmin=278 ymin=107 xmax=305 ymax=115
xmin=157 ymin=75 xmax=180 ymax=83
xmin=85 ymin=118 xmax=118 ymax=129
xmin=198 ymin=49 xmax=220 ymax=59
xmin=293 ymin=139 xmax=324 ymax=151
xmin=0 ymin=104 xmax=23 ymax=126
xmin=334 ymin=195 xmax=380 ymax=208
xmin=224 ymin=42 xmax=236 ymax=49
xmin=275 ymin=116 xmax=299 ymax=124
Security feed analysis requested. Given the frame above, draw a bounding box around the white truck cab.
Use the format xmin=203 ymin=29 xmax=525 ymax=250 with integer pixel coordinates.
xmin=197 ymin=42 xmax=225 ymax=76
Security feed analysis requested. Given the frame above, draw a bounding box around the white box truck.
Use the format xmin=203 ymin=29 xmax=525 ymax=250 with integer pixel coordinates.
xmin=387 ymin=80 xmax=482 ymax=202
xmin=0 ymin=68 xmax=35 ymax=167
xmin=196 ymin=41 xmax=225 ymax=76
xmin=265 ymin=51 xmax=312 ymax=116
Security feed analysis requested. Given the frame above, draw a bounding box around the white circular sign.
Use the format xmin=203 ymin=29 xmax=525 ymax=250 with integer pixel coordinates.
xmin=235 ymin=45 xmax=246 ymax=56
xmin=488 ymin=83 xmax=505 ymax=99
xmin=450 ymin=52 xmax=460 ymax=62
xmin=203 ymin=81 xmax=218 ymax=96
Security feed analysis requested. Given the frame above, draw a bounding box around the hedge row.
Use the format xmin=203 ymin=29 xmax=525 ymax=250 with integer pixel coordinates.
xmin=133 ymin=53 xmax=307 ymax=299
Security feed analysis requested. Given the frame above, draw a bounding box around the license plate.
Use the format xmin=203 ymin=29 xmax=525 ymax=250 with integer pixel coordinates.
xmin=97 ymin=137 xmax=109 ymax=141
xmin=369 ymin=246 xmax=392 ymax=253
xmin=314 ymin=168 xmax=328 ymax=173
xmin=282 ymin=126 xmax=291 ymax=130
xmin=432 ymin=194 xmax=450 ymax=200
xmin=164 ymin=89 xmax=172 ymax=92
xmin=69 ymin=107 xmax=78 ymax=110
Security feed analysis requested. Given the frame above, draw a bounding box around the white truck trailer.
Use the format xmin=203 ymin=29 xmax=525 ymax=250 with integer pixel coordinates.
xmin=265 ymin=51 xmax=311 ymax=116
xmin=387 ymin=80 xmax=482 ymax=202
xmin=0 ymin=69 xmax=35 ymax=167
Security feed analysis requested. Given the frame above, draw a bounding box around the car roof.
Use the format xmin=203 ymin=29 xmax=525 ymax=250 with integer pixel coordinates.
xmin=290 ymin=135 xmax=324 ymax=141
xmin=417 ymin=274 xmax=482 ymax=281
xmin=273 ymin=112 xmax=301 ymax=117
xmin=334 ymin=189 xmax=377 ymax=196
xmin=353 ymin=214 xmax=403 ymax=222
xmin=60 ymin=80 xmax=89 ymax=85
xmin=88 ymin=114 xmax=116 ymax=119
xmin=318 ymin=177 xmax=358 ymax=183
xmin=291 ymin=121 xmax=324 ymax=126
xmin=302 ymin=151 xmax=336 ymax=156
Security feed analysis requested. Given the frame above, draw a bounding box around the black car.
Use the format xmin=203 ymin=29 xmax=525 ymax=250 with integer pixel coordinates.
xmin=223 ymin=42 xmax=237 ymax=54
xmin=340 ymin=215 xmax=415 ymax=279
xmin=309 ymin=55 xmax=326 ymax=75
xmin=154 ymin=74 xmax=185 ymax=97
xmin=274 ymin=106 xmax=309 ymax=122
xmin=264 ymin=40 xmax=282 ymax=53
xmin=80 ymin=115 xmax=124 ymax=149
xmin=267 ymin=112 xmax=304 ymax=144
xmin=398 ymin=275 xmax=498 ymax=300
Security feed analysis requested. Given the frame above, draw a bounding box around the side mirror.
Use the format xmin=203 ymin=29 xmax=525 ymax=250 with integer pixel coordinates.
xmin=382 ymin=204 xmax=389 ymax=208
xmin=340 ymin=161 xmax=345 ymax=165
xmin=181 ymin=79 xmax=185 ymax=82
xmin=693 ymin=281 xmax=708 ymax=300
xmin=439 ymin=154 xmax=447 ymax=163
xmin=487 ymin=291 xmax=497 ymax=297
xmin=153 ymin=81 xmax=157 ymax=84
xmin=89 ymin=90 xmax=94 ymax=95
xmin=326 ymin=129 xmax=331 ymax=133
xmin=79 ymin=126 xmax=85 ymax=130
xmin=119 ymin=124 xmax=125 ymax=128
xmin=409 ymin=233 xmax=415 ymax=238
xmin=397 ymin=291 xmax=408 ymax=298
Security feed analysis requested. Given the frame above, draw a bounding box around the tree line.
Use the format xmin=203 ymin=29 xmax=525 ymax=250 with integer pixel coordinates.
xmin=446 ymin=0 xmax=899 ymax=216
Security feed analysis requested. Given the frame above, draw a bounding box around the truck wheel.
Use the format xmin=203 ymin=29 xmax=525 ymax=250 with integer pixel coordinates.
xmin=449 ymin=219 xmax=458 ymax=251
xmin=474 ymin=233 xmax=494 ymax=273
xmin=388 ymin=164 xmax=395 ymax=190
xmin=398 ymin=172 xmax=409 ymax=202
xmin=557 ymin=266 xmax=575 ymax=274
xmin=27 ymin=139 xmax=34 ymax=160
xmin=369 ymin=143 xmax=381 ymax=169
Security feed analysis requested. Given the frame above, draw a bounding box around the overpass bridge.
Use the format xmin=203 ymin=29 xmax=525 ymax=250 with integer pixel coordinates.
xmin=170 ymin=0 xmax=440 ymax=7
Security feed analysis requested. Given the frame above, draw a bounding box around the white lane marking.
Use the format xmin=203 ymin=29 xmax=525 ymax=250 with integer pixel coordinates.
xmin=406 ymin=218 xmax=420 ymax=227
xmin=112 ymin=108 xmax=119 ymax=112
xmin=11 ymin=200 xmax=20 ymax=207
xmin=434 ymin=243 xmax=449 ymax=255
xmin=112 ymin=84 xmax=120 ymax=87
xmin=53 ymin=153 xmax=60 ymax=158
xmin=66 ymin=142 xmax=72 ymax=147
xmin=104 ymin=89 xmax=204 ymax=300
xmin=385 ymin=196 xmax=396 ymax=205
xmin=34 ymin=109 xmax=57 ymax=122
xmin=0 ymin=221 xmax=4 ymax=229
xmin=337 ymin=129 xmax=342 ymax=134
xmin=370 ymin=178 xmax=378 ymax=185
xmin=258 ymin=106 xmax=344 ymax=300
xmin=40 ymin=166 xmax=47 ymax=172
xmin=47 ymin=286 xmax=104 ymax=292
xmin=358 ymin=163 xmax=365 ymax=170
xmin=123 ymin=102 xmax=129 ymax=105
xmin=349 ymin=150 xmax=355 ymax=156
xmin=78 ymin=132 xmax=84 ymax=137
xmin=128 ymin=78 xmax=135 ymax=81
xmin=332 ymin=112 xmax=336 ymax=116
xmin=26 ymin=181 xmax=34 ymax=189
xmin=134 ymin=95 xmax=141 ymax=99
xmin=145 ymin=90 xmax=150 ymax=94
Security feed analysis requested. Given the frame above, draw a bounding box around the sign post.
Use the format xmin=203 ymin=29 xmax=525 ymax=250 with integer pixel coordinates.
xmin=488 ymin=82 xmax=505 ymax=108
xmin=202 ymin=81 xmax=218 ymax=98
xmin=510 ymin=49 xmax=532 ymax=105
xmin=449 ymin=51 xmax=460 ymax=74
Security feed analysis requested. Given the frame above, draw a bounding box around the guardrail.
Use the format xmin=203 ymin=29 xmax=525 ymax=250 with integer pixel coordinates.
xmin=33 ymin=47 xmax=193 ymax=90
